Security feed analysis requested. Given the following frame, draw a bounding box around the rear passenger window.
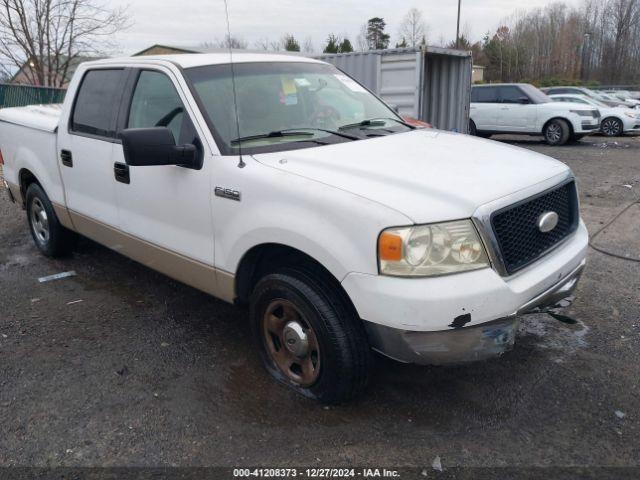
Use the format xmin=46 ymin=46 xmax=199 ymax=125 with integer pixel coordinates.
xmin=71 ymin=69 xmax=126 ymax=138
xmin=472 ymin=87 xmax=499 ymax=103
xmin=499 ymin=86 xmax=526 ymax=103
xmin=127 ymin=70 xmax=195 ymax=145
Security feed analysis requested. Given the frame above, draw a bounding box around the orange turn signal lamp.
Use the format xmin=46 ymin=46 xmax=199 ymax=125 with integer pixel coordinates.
xmin=379 ymin=232 xmax=403 ymax=261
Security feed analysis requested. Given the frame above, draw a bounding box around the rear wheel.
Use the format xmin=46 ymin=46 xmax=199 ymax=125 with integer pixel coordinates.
xmin=26 ymin=183 xmax=77 ymax=257
xmin=250 ymin=266 xmax=372 ymax=404
xmin=544 ymin=119 xmax=570 ymax=145
xmin=601 ymin=117 xmax=623 ymax=137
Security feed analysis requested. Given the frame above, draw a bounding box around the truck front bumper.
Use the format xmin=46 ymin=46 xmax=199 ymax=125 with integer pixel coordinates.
xmin=362 ymin=260 xmax=584 ymax=365
xmin=342 ymin=221 xmax=588 ymax=365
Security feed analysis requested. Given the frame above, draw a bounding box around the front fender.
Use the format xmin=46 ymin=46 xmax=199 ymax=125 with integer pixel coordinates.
xmin=212 ymin=158 xmax=412 ymax=282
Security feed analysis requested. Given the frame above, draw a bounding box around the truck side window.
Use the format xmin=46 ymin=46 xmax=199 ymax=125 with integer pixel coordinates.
xmin=71 ymin=69 xmax=125 ymax=138
xmin=127 ymin=71 xmax=195 ymax=145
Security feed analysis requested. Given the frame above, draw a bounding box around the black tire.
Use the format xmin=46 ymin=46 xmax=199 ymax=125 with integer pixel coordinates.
xmin=601 ymin=117 xmax=623 ymax=137
xmin=469 ymin=120 xmax=478 ymax=136
xmin=544 ymin=119 xmax=570 ymax=145
xmin=469 ymin=120 xmax=492 ymax=138
xmin=250 ymin=266 xmax=372 ymax=404
xmin=26 ymin=183 xmax=77 ymax=257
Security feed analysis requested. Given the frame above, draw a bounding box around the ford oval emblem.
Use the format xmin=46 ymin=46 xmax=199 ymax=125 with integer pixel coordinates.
xmin=537 ymin=211 xmax=559 ymax=233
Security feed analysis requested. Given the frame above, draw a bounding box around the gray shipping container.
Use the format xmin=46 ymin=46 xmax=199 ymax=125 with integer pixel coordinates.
xmin=316 ymin=47 xmax=472 ymax=133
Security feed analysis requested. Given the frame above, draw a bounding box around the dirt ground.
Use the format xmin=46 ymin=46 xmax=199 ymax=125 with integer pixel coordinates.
xmin=0 ymin=133 xmax=639 ymax=477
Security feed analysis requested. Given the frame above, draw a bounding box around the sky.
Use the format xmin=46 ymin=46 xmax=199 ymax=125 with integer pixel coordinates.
xmin=109 ymin=0 xmax=581 ymax=55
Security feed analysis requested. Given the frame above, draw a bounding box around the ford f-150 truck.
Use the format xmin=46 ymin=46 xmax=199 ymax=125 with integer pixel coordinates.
xmin=0 ymin=53 xmax=588 ymax=403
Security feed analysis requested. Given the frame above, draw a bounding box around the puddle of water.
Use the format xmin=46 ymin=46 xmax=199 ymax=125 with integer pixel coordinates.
xmin=519 ymin=313 xmax=590 ymax=353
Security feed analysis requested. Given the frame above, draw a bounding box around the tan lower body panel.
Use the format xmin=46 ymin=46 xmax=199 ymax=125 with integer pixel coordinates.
xmin=52 ymin=202 xmax=75 ymax=230
xmin=68 ymin=209 xmax=235 ymax=303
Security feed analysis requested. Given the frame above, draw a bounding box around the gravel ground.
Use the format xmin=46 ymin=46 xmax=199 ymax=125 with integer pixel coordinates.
xmin=0 ymin=133 xmax=639 ymax=476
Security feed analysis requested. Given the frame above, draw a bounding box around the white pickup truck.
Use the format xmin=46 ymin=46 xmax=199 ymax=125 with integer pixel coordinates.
xmin=1 ymin=53 xmax=588 ymax=403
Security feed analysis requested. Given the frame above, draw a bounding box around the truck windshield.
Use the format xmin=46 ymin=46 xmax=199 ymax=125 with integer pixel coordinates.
xmin=185 ymin=62 xmax=411 ymax=155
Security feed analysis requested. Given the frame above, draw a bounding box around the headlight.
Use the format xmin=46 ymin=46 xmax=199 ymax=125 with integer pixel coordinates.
xmin=378 ymin=220 xmax=490 ymax=277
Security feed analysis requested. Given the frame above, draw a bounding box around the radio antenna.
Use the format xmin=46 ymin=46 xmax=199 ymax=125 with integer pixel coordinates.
xmin=223 ymin=0 xmax=245 ymax=168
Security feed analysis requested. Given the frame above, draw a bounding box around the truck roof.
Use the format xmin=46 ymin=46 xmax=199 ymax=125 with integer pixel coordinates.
xmin=83 ymin=52 xmax=324 ymax=69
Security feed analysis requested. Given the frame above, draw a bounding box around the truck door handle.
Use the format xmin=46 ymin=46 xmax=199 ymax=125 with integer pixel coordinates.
xmin=114 ymin=162 xmax=130 ymax=184
xmin=60 ymin=150 xmax=73 ymax=167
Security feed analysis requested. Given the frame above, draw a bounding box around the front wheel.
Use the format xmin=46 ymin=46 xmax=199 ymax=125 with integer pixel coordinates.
xmin=26 ymin=183 xmax=77 ymax=257
xmin=601 ymin=117 xmax=623 ymax=137
xmin=469 ymin=120 xmax=478 ymax=136
xmin=544 ymin=119 xmax=570 ymax=145
xmin=250 ymin=266 xmax=372 ymax=404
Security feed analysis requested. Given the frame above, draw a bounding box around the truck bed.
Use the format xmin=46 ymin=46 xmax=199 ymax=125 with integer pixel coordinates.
xmin=0 ymin=104 xmax=65 ymax=208
xmin=0 ymin=104 xmax=62 ymax=132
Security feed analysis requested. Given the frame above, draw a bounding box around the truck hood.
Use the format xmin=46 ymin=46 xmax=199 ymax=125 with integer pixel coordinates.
xmin=252 ymin=129 xmax=569 ymax=223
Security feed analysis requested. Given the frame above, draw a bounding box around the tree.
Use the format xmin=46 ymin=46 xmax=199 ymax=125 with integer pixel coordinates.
xmin=356 ymin=23 xmax=369 ymax=51
xmin=282 ymin=34 xmax=300 ymax=52
xmin=366 ymin=17 xmax=390 ymax=50
xmin=215 ymin=35 xmax=248 ymax=49
xmin=398 ymin=8 xmax=427 ymax=47
xmin=324 ymin=34 xmax=340 ymax=54
xmin=446 ymin=34 xmax=472 ymax=50
xmin=339 ymin=38 xmax=354 ymax=53
xmin=324 ymin=35 xmax=354 ymax=54
xmin=0 ymin=0 xmax=128 ymax=87
xmin=302 ymin=37 xmax=314 ymax=53
xmin=396 ymin=38 xmax=408 ymax=48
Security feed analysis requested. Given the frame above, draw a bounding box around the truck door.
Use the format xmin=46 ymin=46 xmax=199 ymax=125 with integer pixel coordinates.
xmin=57 ymin=68 xmax=128 ymax=232
xmin=111 ymin=67 xmax=215 ymax=277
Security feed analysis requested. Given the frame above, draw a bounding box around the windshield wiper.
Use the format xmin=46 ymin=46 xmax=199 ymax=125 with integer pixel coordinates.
xmin=339 ymin=117 xmax=412 ymax=131
xmin=231 ymin=128 xmax=358 ymax=144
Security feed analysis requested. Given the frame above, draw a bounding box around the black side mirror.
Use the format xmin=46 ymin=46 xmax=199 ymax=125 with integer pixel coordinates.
xmin=518 ymin=96 xmax=531 ymax=104
xmin=119 ymin=127 xmax=202 ymax=169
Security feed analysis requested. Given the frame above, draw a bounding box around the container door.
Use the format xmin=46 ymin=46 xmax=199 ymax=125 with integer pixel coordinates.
xmin=378 ymin=52 xmax=422 ymax=118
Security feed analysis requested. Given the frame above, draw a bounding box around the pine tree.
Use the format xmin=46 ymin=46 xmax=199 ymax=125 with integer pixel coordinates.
xmin=366 ymin=17 xmax=390 ymax=50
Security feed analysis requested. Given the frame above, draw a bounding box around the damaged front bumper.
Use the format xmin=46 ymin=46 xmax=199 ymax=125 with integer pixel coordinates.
xmin=364 ymin=260 xmax=585 ymax=365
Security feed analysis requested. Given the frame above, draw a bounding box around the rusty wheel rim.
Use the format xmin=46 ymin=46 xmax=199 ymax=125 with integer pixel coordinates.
xmin=262 ymin=299 xmax=321 ymax=387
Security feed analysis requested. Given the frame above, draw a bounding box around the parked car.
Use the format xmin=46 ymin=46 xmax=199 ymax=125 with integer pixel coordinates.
xmin=598 ymin=92 xmax=638 ymax=108
xmin=0 ymin=54 xmax=588 ymax=403
xmin=541 ymin=86 xmax=628 ymax=108
xmin=550 ymin=94 xmax=640 ymax=136
xmin=600 ymin=91 xmax=640 ymax=109
xmin=470 ymin=83 xmax=600 ymax=145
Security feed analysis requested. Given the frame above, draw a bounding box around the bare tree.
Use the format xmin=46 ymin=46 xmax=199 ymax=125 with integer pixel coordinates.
xmin=302 ymin=37 xmax=314 ymax=53
xmin=254 ymin=37 xmax=270 ymax=50
xmin=215 ymin=35 xmax=248 ymax=50
xmin=398 ymin=8 xmax=427 ymax=47
xmin=356 ymin=23 xmax=368 ymax=51
xmin=481 ymin=0 xmax=640 ymax=84
xmin=0 ymin=0 xmax=128 ymax=87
